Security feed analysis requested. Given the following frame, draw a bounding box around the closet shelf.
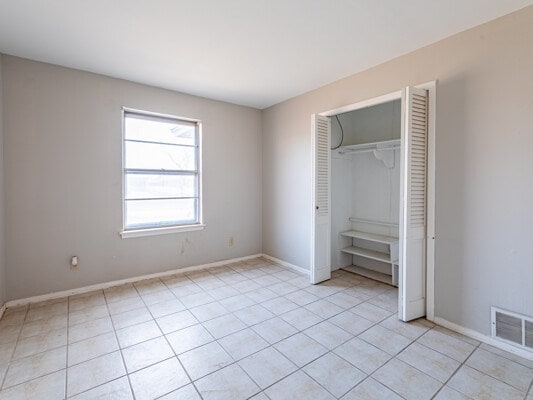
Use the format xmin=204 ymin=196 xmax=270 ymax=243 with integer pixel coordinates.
xmin=349 ymin=217 xmax=399 ymax=228
xmin=340 ymin=230 xmax=398 ymax=245
xmin=340 ymin=229 xmax=400 ymax=286
xmin=341 ymin=246 xmax=391 ymax=263
xmin=342 ymin=265 xmax=393 ymax=286
xmin=337 ymin=139 xmax=400 ymax=155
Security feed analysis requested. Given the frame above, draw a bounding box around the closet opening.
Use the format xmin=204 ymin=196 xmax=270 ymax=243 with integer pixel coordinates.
xmin=311 ymin=83 xmax=436 ymax=322
xmin=331 ymin=99 xmax=401 ymax=287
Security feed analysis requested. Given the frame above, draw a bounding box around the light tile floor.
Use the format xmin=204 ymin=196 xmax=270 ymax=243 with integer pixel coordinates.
xmin=0 ymin=257 xmax=532 ymax=399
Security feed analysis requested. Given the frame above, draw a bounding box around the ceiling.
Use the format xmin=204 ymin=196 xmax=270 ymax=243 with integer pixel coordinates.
xmin=0 ymin=1 xmax=531 ymax=109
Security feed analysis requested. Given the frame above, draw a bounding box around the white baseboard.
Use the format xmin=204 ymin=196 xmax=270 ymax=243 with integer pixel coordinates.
xmin=9 ymin=253 xmax=529 ymax=361
xmin=261 ymin=253 xmax=309 ymax=276
xmin=5 ymin=253 xmax=262 ymax=308
xmin=434 ymin=317 xmax=533 ymax=361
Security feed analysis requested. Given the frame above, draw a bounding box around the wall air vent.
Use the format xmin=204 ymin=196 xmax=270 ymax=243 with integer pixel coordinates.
xmin=491 ymin=307 xmax=533 ymax=352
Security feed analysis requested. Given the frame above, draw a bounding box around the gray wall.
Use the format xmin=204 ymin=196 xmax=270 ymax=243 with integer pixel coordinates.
xmin=0 ymin=54 xmax=5 ymax=306
xmin=262 ymin=6 xmax=533 ymax=335
xmin=2 ymin=56 xmax=262 ymax=300
xmin=332 ymin=100 xmax=401 ymax=147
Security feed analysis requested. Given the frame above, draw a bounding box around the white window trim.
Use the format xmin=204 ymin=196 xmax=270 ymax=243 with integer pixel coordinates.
xmin=120 ymin=223 xmax=205 ymax=238
xmin=120 ymin=107 xmax=204 ymax=238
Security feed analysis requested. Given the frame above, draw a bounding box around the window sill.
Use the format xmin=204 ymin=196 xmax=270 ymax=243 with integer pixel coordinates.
xmin=120 ymin=224 xmax=205 ymax=239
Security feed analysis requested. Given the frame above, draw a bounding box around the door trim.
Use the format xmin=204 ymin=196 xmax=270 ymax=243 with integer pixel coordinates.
xmin=319 ymin=91 xmax=402 ymax=117
xmin=417 ymin=80 xmax=437 ymax=322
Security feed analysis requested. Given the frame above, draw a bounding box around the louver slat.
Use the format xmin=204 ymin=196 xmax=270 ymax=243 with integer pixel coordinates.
xmin=409 ymin=93 xmax=427 ymax=228
xmin=315 ymin=116 xmax=330 ymax=216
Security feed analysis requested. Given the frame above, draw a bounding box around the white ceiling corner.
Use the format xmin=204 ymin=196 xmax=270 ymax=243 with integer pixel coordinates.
xmin=0 ymin=0 xmax=531 ymax=109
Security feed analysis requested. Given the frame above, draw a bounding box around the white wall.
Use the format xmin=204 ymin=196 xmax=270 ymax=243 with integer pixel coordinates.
xmin=262 ymin=6 xmax=533 ymax=336
xmin=0 ymin=54 xmax=5 ymax=306
xmin=2 ymin=56 xmax=263 ymax=300
xmin=330 ymin=151 xmax=352 ymax=269
xmin=331 ymin=148 xmax=400 ymax=271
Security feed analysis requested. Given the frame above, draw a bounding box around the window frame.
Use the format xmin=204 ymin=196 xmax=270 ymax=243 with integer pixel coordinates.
xmin=120 ymin=107 xmax=204 ymax=238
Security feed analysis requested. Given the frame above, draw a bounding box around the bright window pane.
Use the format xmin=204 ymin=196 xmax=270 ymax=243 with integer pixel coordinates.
xmin=123 ymin=110 xmax=201 ymax=230
xmin=125 ymin=198 xmax=197 ymax=228
xmin=125 ymin=114 xmax=196 ymax=146
xmin=126 ymin=173 xmax=197 ymax=199
xmin=125 ymin=141 xmax=196 ymax=171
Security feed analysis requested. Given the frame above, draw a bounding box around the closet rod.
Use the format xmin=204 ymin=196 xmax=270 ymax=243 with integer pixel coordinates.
xmin=349 ymin=217 xmax=399 ymax=228
xmin=338 ymin=145 xmax=400 ymax=155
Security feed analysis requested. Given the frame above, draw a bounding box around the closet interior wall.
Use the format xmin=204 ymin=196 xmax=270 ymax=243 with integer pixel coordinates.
xmin=331 ymin=100 xmax=401 ymax=275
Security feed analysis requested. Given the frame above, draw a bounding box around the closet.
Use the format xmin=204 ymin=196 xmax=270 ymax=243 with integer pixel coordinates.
xmin=311 ymin=85 xmax=433 ymax=322
xmin=331 ymin=100 xmax=401 ymax=287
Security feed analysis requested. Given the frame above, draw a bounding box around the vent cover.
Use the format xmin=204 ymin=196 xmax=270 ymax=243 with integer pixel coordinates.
xmin=526 ymin=320 xmax=533 ymax=348
xmin=491 ymin=307 xmax=533 ymax=352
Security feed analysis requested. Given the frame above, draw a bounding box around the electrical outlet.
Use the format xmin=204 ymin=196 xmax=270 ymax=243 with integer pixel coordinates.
xmin=70 ymin=256 xmax=79 ymax=270
xmin=228 ymin=236 xmax=234 ymax=246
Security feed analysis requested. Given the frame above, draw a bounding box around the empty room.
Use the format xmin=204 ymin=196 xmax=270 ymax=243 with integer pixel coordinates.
xmin=0 ymin=1 xmax=532 ymax=399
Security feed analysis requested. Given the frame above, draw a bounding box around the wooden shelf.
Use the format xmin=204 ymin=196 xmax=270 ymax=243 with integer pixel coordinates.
xmin=341 ymin=246 xmax=391 ymax=263
xmin=340 ymin=230 xmax=398 ymax=245
xmin=342 ymin=265 xmax=393 ymax=285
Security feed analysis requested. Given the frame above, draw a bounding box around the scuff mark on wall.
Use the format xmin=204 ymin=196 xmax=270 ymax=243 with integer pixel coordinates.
xmin=180 ymin=238 xmax=191 ymax=255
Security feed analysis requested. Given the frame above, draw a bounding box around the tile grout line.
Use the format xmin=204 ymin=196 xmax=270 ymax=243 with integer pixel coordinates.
xmin=420 ymin=328 xmax=533 ymax=398
xmin=310 ymin=300 xmax=473 ymax=399
xmin=0 ymin=266 xmax=400 ymax=398
xmin=53 ymin=263 xmax=262 ymax=399
xmin=358 ymin=315 xmax=435 ymax=389
xmin=60 ymin=291 xmax=129 ymax=399
xmin=379 ymin=326 xmax=467 ymax=399
xmin=64 ymin=295 xmax=70 ymax=399
xmin=158 ymin=262 xmax=245 ymax=400
xmin=526 ymin=379 xmax=533 ymax=400
xmin=2 ymin=259 xmax=529 ymax=400
xmin=428 ymin=339 xmax=481 ymax=400
xmin=369 ymin=324 xmax=490 ymax=399
xmin=137 ymin=277 xmax=205 ymax=400
xmin=0 ymin=303 xmax=457 ymax=398
xmin=105 ymin=288 xmax=137 ymax=400
xmin=221 ymin=276 xmax=401 ymax=398
xmin=175 ymin=260 xmax=289 ymax=400
xmin=479 ymin=344 xmax=533 ymax=370
xmin=298 ymin=352 xmax=367 ymax=399
xmin=0 ymin=267 xmax=334 ymax=394
xmin=456 ymin=349 xmax=533 ymax=397
xmin=363 ymin=342 xmax=420 ymax=400
xmin=149 ymin=260 xmax=304 ymax=399
xmin=0 ymin=305 xmax=29 ymax=390
xmin=0 ymin=261 xmax=393 ymax=398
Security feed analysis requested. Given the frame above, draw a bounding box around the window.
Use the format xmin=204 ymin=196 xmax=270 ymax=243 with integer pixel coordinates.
xmin=121 ymin=109 xmax=203 ymax=237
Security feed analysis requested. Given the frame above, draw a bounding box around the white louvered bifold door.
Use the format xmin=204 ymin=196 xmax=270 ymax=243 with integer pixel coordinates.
xmin=311 ymin=114 xmax=331 ymax=284
xmin=399 ymin=87 xmax=428 ymax=321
